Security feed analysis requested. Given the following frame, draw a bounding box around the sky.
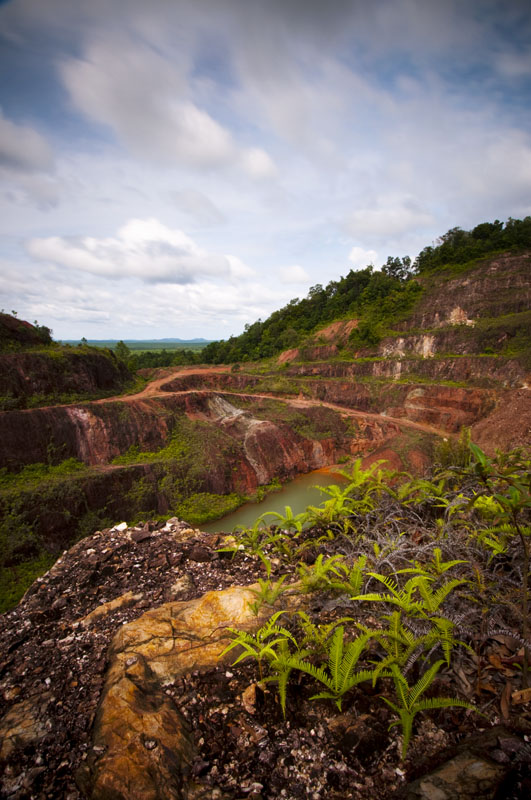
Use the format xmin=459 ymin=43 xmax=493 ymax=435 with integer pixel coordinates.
xmin=0 ymin=0 xmax=530 ymax=341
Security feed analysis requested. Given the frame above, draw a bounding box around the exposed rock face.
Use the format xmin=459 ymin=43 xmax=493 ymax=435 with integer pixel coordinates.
xmin=285 ymin=354 xmax=527 ymax=388
xmin=299 ymin=344 xmax=339 ymax=361
xmin=471 ymin=388 xmax=531 ymax=454
xmin=79 ymin=584 xmax=305 ymax=799
xmin=0 ymin=391 xmax=400 ymax=475
xmin=382 ymin=384 xmax=497 ymax=431
xmin=0 ymin=392 xmax=407 ymax=555
xmin=398 ymin=252 xmax=531 ymax=330
xmin=0 ymin=520 xmax=276 ymax=799
xmin=0 ymin=350 xmax=131 ymax=408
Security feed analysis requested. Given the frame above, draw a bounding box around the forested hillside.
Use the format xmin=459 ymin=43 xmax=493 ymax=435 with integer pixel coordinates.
xmin=201 ymin=217 xmax=531 ymax=364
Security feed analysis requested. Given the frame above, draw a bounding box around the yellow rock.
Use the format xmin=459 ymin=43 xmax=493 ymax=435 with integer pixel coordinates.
xmin=80 ymin=584 xmax=283 ymax=799
xmin=78 ymin=590 xmax=144 ymax=628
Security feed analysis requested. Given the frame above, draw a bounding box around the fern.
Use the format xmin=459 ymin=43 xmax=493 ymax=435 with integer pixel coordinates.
xmin=297 ymin=553 xmax=345 ymax=593
xmin=354 ymin=573 xmax=465 ymax=620
xmin=294 ymin=610 xmax=354 ymax=656
xmin=288 ymin=627 xmax=378 ymax=710
xmin=382 ymin=660 xmax=479 ymax=758
xmin=249 ymin=575 xmax=289 ymax=615
xmin=264 ymin=637 xmax=310 ymax=717
xmin=329 ymin=554 xmax=367 ymax=596
xmin=221 ymin=610 xmax=296 ymax=679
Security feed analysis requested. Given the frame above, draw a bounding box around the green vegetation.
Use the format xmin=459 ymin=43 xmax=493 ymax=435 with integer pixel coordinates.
xmin=414 ymin=217 xmax=531 ymax=273
xmin=197 ymin=217 xmax=530 ymax=366
xmin=174 ymin=492 xmax=244 ymax=525
xmin=0 ymin=458 xmax=87 ymax=490
xmin=0 ymin=312 xmax=52 ymax=352
xmin=0 ymin=552 xmax=56 ymax=615
xmin=112 ymin=430 xmax=190 ymax=465
xmin=201 ymin=269 xmax=422 ymax=363
xmin=108 ymin=338 xmax=208 ymax=371
xmin=222 ymin=441 xmax=530 ymax=756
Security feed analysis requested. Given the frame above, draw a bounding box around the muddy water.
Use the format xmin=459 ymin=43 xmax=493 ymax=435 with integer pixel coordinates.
xmin=202 ymin=467 xmax=349 ymax=533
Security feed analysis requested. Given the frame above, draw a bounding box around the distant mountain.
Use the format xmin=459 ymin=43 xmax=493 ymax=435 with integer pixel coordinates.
xmin=156 ymin=338 xmax=211 ymax=343
xmin=61 ymin=338 xmax=212 ymax=345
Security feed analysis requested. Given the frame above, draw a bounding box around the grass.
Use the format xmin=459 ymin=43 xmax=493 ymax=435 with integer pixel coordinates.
xmin=174 ymin=492 xmax=245 ymax=525
xmin=0 ymin=552 xmax=56 ymax=614
xmin=0 ymin=458 xmax=88 ymax=489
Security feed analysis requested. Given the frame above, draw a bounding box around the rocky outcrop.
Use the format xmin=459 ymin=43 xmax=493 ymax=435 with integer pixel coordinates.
xmin=283 ymin=351 xmax=527 ymax=388
xmin=0 ymin=520 xmax=266 ymax=799
xmin=381 ymin=384 xmax=497 ymax=431
xmin=397 ymin=252 xmax=531 ymax=331
xmin=0 ymin=393 xmax=407 ymax=558
xmin=78 ymin=585 xmax=277 ymax=800
xmin=0 ymin=349 xmax=131 ymax=409
xmin=2 ymin=518 xmax=527 ymax=799
xmin=0 ymin=390 xmax=402 ymax=474
xmin=471 ymin=388 xmax=531 ymax=454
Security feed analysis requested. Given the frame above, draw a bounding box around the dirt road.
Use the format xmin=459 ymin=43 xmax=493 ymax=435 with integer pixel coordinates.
xmin=94 ymin=366 xmax=451 ymax=440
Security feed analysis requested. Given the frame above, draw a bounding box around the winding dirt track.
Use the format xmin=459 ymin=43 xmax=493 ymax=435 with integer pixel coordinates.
xmin=95 ymin=366 xmax=451 ymax=440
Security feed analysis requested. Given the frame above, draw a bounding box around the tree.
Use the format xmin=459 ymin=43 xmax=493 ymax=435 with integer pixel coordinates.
xmin=114 ymin=340 xmax=131 ymax=363
xmin=382 ymin=256 xmax=412 ymax=282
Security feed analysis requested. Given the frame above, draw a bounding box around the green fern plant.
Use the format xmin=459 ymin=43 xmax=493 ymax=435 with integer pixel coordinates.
xmin=398 ymin=547 xmax=468 ymax=578
xmin=294 ymin=610 xmax=355 ymax=656
xmin=219 ymin=520 xmax=268 ymax=557
xmin=297 ymin=553 xmax=346 ymax=593
xmin=248 ymin=575 xmax=289 ymax=615
xmin=354 ymin=573 xmax=466 ymax=619
xmin=288 ymin=627 xmax=378 ymax=710
xmin=382 ymin=659 xmax=478 ymax=759
xmin=258 ymin=505 xmax=309 ymax=534
xmin=329 ymin=554 xmax=368 ymax=596
xmin=221 ymin=610 xmax=296 ymax=680
xmin=358 ymin=611 xmax=427 ymax=674
xmin=467 ymin=443 xmax=531 ymax=684
xmin=263 ymin=636 xmax=310 ymax=717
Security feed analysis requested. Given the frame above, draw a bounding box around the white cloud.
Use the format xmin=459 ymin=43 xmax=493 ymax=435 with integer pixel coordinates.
xmin=348 ymin=247 xmax=378 ymax=269
xmin=277 ymin=264 xmax=310 ymax=284
xmin=345 ymin=196 xmax=434 ymax=239
xmin=2 ymin=0 xmax=531 ymax=340
xmin=60 ymin=38 xmax=235 ymax=168
xmin=59 ymin=36 xmax=278 ymax=177
xmin=240 ymin=147 xmax=277 ymax=179
xmin=0 ymin=110 xmax=54 ymax=172
xmin=26 ymin=218 xmax=252 ymax=284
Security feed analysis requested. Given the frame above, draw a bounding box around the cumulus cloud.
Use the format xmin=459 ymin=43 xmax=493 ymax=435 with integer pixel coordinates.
xmin=0 ymin=110 xmax=54 ymax=172
xmin=240 ymin=148 xmax=277 ymax=179
xmin=277 ymin=264 xmax=310 ymax=284
xmin=345 ymin=196 xmax=434 ymax=239
xmin=60 ymin=40 xmax=234 ymax=168
xmin=26 ymin=218 xmax=252 ymax=284
xmin=348 ymin=246 xmax=378 ymax=270
xmin=59 ymin=36 xmax=277 ymax=178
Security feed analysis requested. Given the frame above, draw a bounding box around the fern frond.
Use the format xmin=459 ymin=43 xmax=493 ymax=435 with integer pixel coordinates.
xmin=328 ymin=626 xmax=344 ymax=688
xmin=427 ymin=579 xmax=466 ymax=611
xmin=287 ymin=656 xmax=331 ymax=688
xmin=407 ymin=659 xmax=445 ymax=706
xmin=414 ymin=696 xmax=477 ymax=713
